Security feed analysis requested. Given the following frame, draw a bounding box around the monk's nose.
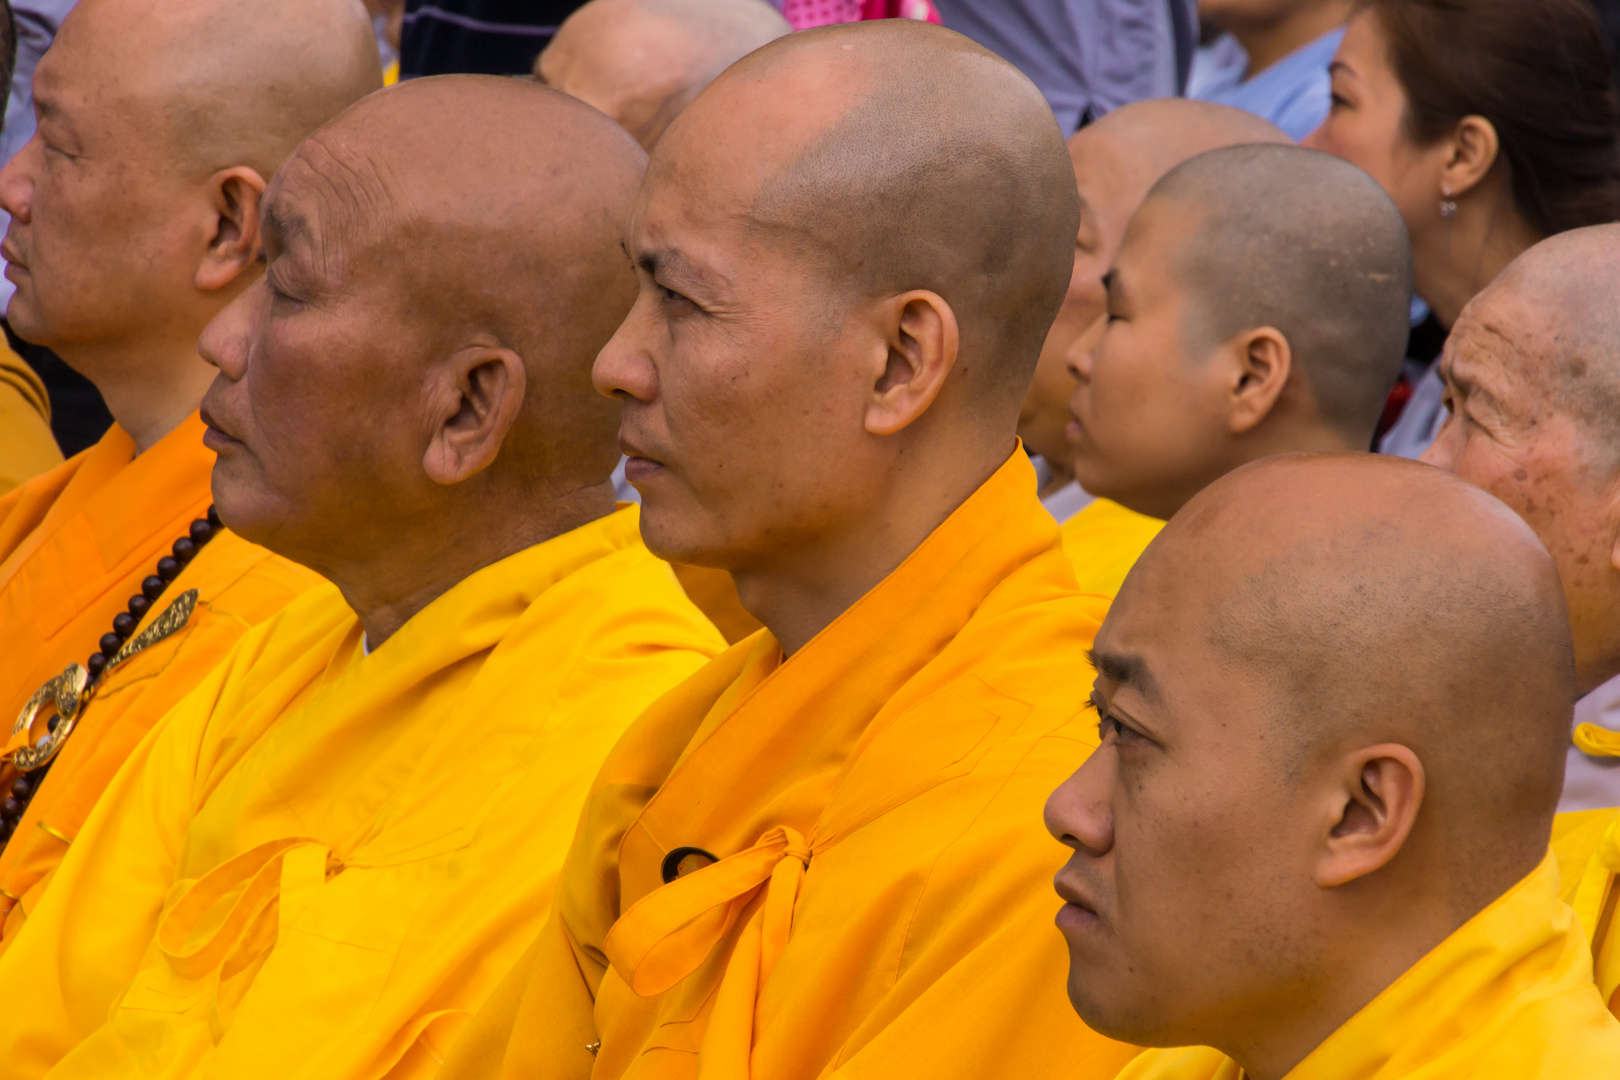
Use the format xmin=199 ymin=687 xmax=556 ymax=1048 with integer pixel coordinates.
xmin=1044 ymin=756 xmax=1115 ymax=857
xmin=0 ymin=136 xmax=38 ymax=224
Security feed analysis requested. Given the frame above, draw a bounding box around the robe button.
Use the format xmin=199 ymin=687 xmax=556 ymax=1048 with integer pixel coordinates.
xmin=661 ymin=846 xmax=719 ymax=883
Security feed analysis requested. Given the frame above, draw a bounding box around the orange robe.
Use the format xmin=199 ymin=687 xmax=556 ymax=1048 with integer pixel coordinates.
xmin=0 ymin=342 xmax=62 ymax=495
xmin=441 ymin=450 xmax=1139 ymax=1080
xmin=0 ymin=411 xmax=322 ymax=948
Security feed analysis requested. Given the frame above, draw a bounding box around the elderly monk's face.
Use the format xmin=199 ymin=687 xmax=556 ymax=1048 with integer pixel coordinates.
xmin=1422 ymin=292 xmax=1618 ymax=679
xmin=198 ymin=144 xmax=419 ymax=554
xmin=0 ymin=6 xmax=200 ymax=350
xmin=1070 ymin=197 xmax=1231 ymax=516
xmin=1020 ymin=129 xmax=1140 ymax=468
xmin=1044 ymin=554 xmax=1323 ymax=1047
xmin=595 ymin=79 xmax=894 ymax=570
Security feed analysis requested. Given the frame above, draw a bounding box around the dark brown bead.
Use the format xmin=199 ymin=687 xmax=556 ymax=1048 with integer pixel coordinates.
xmin=127 ymin=594 xmax=150 ymax=620
xmin=190 ymin=519 xmax=214 ymax=545
xmin=0 ymin=819 xmax=15 ymax=842
xmin=156 ymin=556 xmax=180 ymax=582
xmin=141 ymin=576 xmax=167 ymax=601
xmin=1 ymin=797 xmax=21 ymax=820
xmin=11 ymin=775 xmax=34 ymax=800
xmin=172 ymin=537 xmax=196 ymax=563
xmin=86 ymin=653 xmax=107 ymax=677
xmin=112 ymin=612 xmax=136 ymax=637
xmin=206 ymin=505 xmax=221 ymax=528
xmin=99 ymin=632 xmax=124 ymax=656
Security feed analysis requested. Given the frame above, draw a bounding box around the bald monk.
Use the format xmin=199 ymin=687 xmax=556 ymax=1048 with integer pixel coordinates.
xmin=1018 ymin=99 xmax=1289 ymax=595
xmin=1070 ymin=144 xmax=1410 ymax=530
xmin=0 ymin=76 xmax=724 ymax=1080
xmin=1419 ymin=224 xmax=1620 ymax=1014
xmin=537 ymin=0 xmax=789 ymax=151
xmin=441 ymin=21 xmax=1138 ymax=1080
xmin=1050 ymin=454 xmax=1620 ymax=1079
xmin=0 ymin=0 xmax=384 ymax=942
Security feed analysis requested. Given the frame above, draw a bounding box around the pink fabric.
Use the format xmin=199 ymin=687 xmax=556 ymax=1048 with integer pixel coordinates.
xmin=781 ymin=0 xmax=939 ymax=30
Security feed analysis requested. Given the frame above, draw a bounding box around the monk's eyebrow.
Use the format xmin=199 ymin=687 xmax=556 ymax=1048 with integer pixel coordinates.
xmin=1087 ymin=647 xmax=1161 ymax=704
xmin=262 ymin=203 xmax=312 ymax=253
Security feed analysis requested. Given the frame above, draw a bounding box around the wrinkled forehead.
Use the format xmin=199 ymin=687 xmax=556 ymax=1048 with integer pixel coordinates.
xmin=1444 ymin=292 xmax=1551 ymax=401
xmin=263 ymin=134 xmax=399 ymax=283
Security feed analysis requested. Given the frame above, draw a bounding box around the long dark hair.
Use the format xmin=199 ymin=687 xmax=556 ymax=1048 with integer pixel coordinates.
xmin=1370 ymin=0 xmax=1620 ymax=236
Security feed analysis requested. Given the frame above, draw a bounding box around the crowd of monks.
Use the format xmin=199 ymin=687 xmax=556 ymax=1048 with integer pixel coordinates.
xmin=0 ymin=0 xmax=1618 ymax=1078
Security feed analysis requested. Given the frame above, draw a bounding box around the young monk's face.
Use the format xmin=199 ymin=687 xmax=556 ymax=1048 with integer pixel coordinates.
xmin=1044 ymin=549 xmax=1328 ymax=1051
xmin=1069 ymin=197 xmax=1237 ymax=520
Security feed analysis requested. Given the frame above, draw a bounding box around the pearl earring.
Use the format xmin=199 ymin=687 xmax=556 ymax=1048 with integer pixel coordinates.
xmin=1440 ymin=184 xmax=1457 ymax=218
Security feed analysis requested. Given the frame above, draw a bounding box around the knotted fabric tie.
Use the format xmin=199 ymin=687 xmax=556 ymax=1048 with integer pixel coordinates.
xmin=603 ymin=826 xmax=812 ymax=1078
xmin=156 ymin=837 xmax=331 ymax=1041
xmin=1574 ymin=722 xmax=1620 ymax=758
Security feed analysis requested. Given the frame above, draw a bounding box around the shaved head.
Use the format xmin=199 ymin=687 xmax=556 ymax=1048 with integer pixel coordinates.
xmin=0 ymin=0 xmax=382 ymax=451
xmin=1422 ymin=224 xmax=1620 ymax=695
xmin=202 ymin=76 xmax=647 ymax=628
xmin=1021 ymin=99 xmax=1288 ymax=472
xmin=1050 ymin=454 xmax=1572 ymax=1061
xmin=538 ymin=0 xmax=789 ymax=149
xmin=51 ymin=0 xmax=381 ymax=179
xmin=706 ymin=22 xmax=1079 ymax=411
xmin=596 ymin=21 xmax=1078 ymax=652
xmin=1150 ymin=145 xmax=1413 ymax=441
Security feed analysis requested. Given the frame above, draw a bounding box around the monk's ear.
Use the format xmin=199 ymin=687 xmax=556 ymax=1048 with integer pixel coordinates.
xmin=864 ymin=290 xmax=959 ymax=437
xmin=422 ymin=346 xmax=528 ymax=486
xmin=1439 ymin=115 xmax=1500 ymax=201
xmin=196 ymin=167 xmax=269 ymax=293
xmin=1220 ymin=326 xmax=1291 ymax=435
xmin=1315 ymin=743 xmax=1425 ymax=889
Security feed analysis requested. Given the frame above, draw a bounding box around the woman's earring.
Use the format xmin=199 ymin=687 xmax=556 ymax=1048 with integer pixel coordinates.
xmin=1440 ymin=183 xmax=1457 ymax=218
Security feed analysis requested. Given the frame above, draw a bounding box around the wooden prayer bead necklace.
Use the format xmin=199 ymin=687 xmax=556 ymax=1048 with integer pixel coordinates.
xmin=0 ymin=506 xmax=221 ymax=846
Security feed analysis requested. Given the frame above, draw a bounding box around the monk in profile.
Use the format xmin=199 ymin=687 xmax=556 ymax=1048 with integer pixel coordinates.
xmin=1420 ymin=223 xmax=1620 ymax=1014
xmin=1018 ymin=99 xmax=1289 ymax=594
xmin=537 ymin=0 xmax=789 ymax=150
xmin=0 ymin=0 xmax=382 ymax=944
xmin=1049 ymin=454 xmax=1620 ymax=1078
xmin=1070 ymin=144 xmax=1410 ymax=525
xmin=443 ymin=21 xmax=1137 ymax=1080
xmin=0 ymin=76 xmax=723 ymax=1080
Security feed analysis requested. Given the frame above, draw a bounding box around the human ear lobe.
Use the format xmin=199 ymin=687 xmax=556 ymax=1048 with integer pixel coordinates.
xmin=1440 ymin=116 xmax=1500 ymax=201
xmin=422 ymin=346 xmax=527 ymax=486
xmin=196 ymin=168 xmax=269 ymax=293
xmin=1315 ymin=744 xmax=1424 ymax=888
xmin=1225 ymin=327 xmax=1291 ymax=435
xmin=863 ymin=290 xmax=958 ymax=437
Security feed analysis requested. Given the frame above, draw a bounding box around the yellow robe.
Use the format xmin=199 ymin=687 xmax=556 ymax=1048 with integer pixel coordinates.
xmin=1059 ymin=498 xmax=1163 ymax=597
xmin=0 ymin=342 xmax=62 ymax=495
xmin=1553 ymin=806 xmax=1620 ymax=1017
xmin=0 ymin=506 xmax=724 ymax=1080
xmin=441 ymin=451 xmax=1139 ymax=1080
xmin=1118 ymin=854 xmax=1620 ymax=1079
xmin=0 ymin=529 xmax=324 ymax=951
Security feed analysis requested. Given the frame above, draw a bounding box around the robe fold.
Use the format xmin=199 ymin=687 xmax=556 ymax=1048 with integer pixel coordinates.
xmin=1553 ymin=806 xmax=1620 ymax=1017
xmin=440 ymin=450 xmax=1138 ymax=1080
xmin=0 ymin=528 xmax=325 ymax=950
xmin=0 ymin=506 xmax=725 ymax=1080
xmin=0 ymin=414 xmax=214 ymax=723
xmin=0 ymin=342 xmax=62 ymax=495
xmin=1058 ymin=497 xmax=1162 ymax=597
xmin=1118 ymin=855 xmax=1620 ymax=1079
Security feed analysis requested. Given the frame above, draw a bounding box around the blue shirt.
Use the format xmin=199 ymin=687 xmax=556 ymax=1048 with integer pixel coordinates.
xmin=1187 ymin=26 xmax=1343 ymax=142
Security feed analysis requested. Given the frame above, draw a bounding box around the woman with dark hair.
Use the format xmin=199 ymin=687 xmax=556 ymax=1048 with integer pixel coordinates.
xmin=1305 ymin=0 xmax=1620 ymax=456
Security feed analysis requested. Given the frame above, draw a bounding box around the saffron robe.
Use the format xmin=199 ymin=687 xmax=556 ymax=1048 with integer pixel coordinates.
xmin=0 ymin=506 xmax=724 ymax=1080
xmin=1117 ymin=855 xmax=1620 ymax=1079
xmin=1553 ymin=805 xmax=1620 ymax=1018
xmin=0 ymin=527 xmax=324 ymax=950
xmin=1058 ymin=497 xmax=1163 ymax=598
xmin=440 ymin=451 xmax=1139 ymax=1080
xmin=0 ymin=414 xmax=214 ymax=725
xmin=0 ymin=343 xmax=61 ymax=495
